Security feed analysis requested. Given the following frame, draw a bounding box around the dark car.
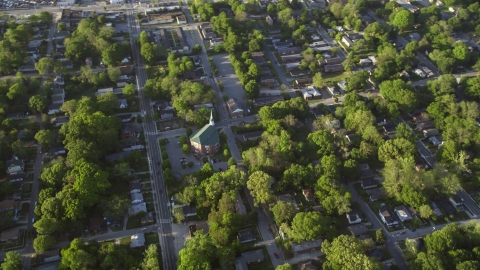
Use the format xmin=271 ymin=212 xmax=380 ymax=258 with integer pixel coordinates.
xmin=274 ymin=252 xmax=279 ymax=259
xmin=411 ymin=229 xmax=416 ymax=232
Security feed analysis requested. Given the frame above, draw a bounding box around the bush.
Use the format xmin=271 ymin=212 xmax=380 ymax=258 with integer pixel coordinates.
xmin=179 ymin=135 xmax=188 ymax=145
xmin=181 ymin=163 xmax=187 ymax=169
xmin=186 ymin=128 xmax=193 ymax=137
xmin=161 ymin=151 xmax=168 ymax=160
xmin=159 ymin=139 xmax=168 ymax=146
xmin=228 ymin=157 xmax=237 ymax=167
xmin=161 ymin=146 xmax=167 ymax=153
xmin=162 ymin=159 xmax=171 ymax=170
xmin=223 ymin=149 xmax=230 ymax=157
xmin=181 ymin=144 xmax=190 ymax=155
xmin=187 ymin=161 xmax=194 ymax=168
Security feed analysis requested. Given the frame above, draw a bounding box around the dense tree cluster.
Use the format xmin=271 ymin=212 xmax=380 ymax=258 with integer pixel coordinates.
xmin=139 ymin=30 xmax=162 ymax=65
xmin=64 ymin=18 xmax=130 ymax=65
xmin=410 ymin=223 xmax=480 ymax=269
xmin=230 ymin=53 xmax=261 ymax=98
xmin=58 ymin=238 xmax=161 ymax=270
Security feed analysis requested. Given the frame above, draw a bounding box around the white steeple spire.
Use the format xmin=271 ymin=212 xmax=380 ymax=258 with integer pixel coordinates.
xmin=209 ymin=110 xmax=215 ymax=126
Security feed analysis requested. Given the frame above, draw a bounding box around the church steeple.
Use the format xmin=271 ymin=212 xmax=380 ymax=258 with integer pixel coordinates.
xmin=209 ymin=110 xmax=215 ymax=126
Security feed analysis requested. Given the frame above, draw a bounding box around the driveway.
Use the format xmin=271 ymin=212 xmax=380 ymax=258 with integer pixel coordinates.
xmin=212 ymin=54 xmax=247 ymax=111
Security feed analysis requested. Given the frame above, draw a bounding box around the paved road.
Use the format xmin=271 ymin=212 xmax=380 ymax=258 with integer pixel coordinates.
xmin=125 ymin=4 xmax=176 ymax=269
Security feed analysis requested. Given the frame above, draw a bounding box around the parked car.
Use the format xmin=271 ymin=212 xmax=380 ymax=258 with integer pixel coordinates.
xmin=274 ymin=252 xmax=279 ymax=259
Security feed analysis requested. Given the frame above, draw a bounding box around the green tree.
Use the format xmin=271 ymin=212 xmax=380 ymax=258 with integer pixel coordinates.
xmin=276 ymin=264 xmax=293 ymax=270
xmin=107 ymin=66 xmax=121 ymax=82
xmin=244 ymin=80 xmax=259 ymax=99
xmin=40 ymin=162 xmax=66 ymax=188
xmin=418 ymin=204 xmax=433 ymax=219
xmin=122 ymin=83 xmax=136 ymax=102
xmin=307 ymin=130 xmax=334 ymax=158
xmin=38 ymin=11 xmax=53 ymax=24
xmin=379 ymin=79 xmax=417 ymax=114
xmin=102 ymin=194 xmax=130 ymax=218
xmin=288 ymin=212 xmax=332 ymax=242
xmin=60 ymin=100 xmax=78 ymax=116
xmin=33 ymin=235 xmax=56 ymax=253
xmin=271 ymin=202 xmax=296 ymax=226
xmin=57 ymin=22 xmax=67 ymax=32
xmin=322 ymin=235 xmax=383 ymax=270
xmin=33 ymin=217 xmax=59 ymax=234
xmin=247 ymin=171 xmax=275 ymax=206
xmin=69 ymin=159 xmax=110 ymax=206
xmin=375 ymin=229 xmax=385 ymax=244
xmin=312 ymin=72 xmax=323 ymax=88
xmin=141 ymin=244 xmax=161 ymax=270
xmin=452 ymin=42 xmax=470 ymax=63
xmin=96 ymin=92 xmax=118 ymax=115
xmin=7 ymin=82 xmax=27 ymax=101
xmin=97 ymin=14 xmax=106 ymax=24
xmin=29 ymin=95 xmax=48 ymax=112
xmin=1 ymin=251 xmax=23 ymax=270
xmin=60 ymin=238 xmax=97 ymax=270
xmin=378 ymin=138 xmax=417 ymax=162
xmin=141 ymin=42 xmax=159 ymax=64
xmin=34 ymin=130 xmax=53 ymax=149
xmin=392 ymin=9 xmax=414 ymax=31
xmin=177 ymin=231 xmax=215 ymax=270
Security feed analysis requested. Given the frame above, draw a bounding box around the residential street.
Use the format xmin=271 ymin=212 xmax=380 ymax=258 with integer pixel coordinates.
xmin=125 ymin=4 xmax=176 ymax=269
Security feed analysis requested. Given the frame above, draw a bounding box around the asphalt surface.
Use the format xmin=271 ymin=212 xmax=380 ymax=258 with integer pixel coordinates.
xmin=124 ymin=3 xmax=176 ymax=269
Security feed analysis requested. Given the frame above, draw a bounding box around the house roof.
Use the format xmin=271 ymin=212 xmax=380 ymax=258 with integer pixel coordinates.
xmin=0 ymin=227 xmax=20 ymax=242
xmin=131 ymin=193 xmax=144 ymax=202
xmin=348 ymin=224 xmax=368 ymax=236
xmin=189 ymin=124 xmax=219 ymax=146
xmin=89 ymin=217 xmax=103 ymax=231
xmin=130 ymin=183 xmax=142 ymax=192
xmin=237 ymin=229 xmax=255 ymax=243
xmin=346 ymin=210 xmax=362 ymax=223
xmin=182 ymin=204 xmax=197 ymax=216
xmin=6 ymin=159 xmax=24 ymax=168
xmin=7 ymin=173 xmax=25 ymax=182
xmin=302 ymin=188 xmax=315 ymax=201
xmin=299 ymin=260 xmax=318 ymax=270
xmin=394 ymin=206 xmax=413 ymax=222
xmin=361 ymin=178 xmax=378 ymax=188
xmin=379 ymin=204 xmax=396 ymax=224
xmin=128 ymin=202 xmax=147 ymax=215
xmin=0 ymin=200 xmax=20 ymax=211
xmin=241 ymin=249 xmax=265 ymax=262
xmin=276 ymin=194 xmax=296 ymax=204
xmin=291 ymin=240 xmax=322 ymax=253
xmin=235 ymin=191 xmax=247 ymax=215
xmin=130 ymin=233 xmax=145 ymax=248
xmin=195 ymin=221 xmax=209 ymax=234
xmin=242 ymin=130 xmax=264 ymax=141
xmin=226 ymin=99 xmax=243 ymax=113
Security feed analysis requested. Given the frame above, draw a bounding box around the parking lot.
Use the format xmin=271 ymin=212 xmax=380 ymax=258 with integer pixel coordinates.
xmin=212 ymin=54 xmax=248 ymax=112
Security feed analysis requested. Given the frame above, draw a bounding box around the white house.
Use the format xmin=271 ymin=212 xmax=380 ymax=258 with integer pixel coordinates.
xmin=6 ymin=159 xmax=25 ymax=174
xmin=118 ymin=99 xmax=128 ymax=109
xmin=131 ymin=193 xmax=144 ymax=204
xmin=379 ymin=204 xmax=399 ymax=227
xmin=130 ymin=233 xmax=145 ymax=248
xmin=346 ymin=210 xmax=362 ymax=224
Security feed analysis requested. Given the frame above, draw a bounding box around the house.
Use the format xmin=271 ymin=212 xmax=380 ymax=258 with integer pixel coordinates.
xmin=105 ymin=152 xmax=131 ymax=163
xmin=6 ymin=112 xmax=26 ymax=120
xmin=189 ymin=112 xmax=220 ymax=156
xmin=409 ymin=32 xmax=421 ymax=42
xmin=413 ymin=68 xmax=426 ymax=78
xmin=52 ymin=117 xmax=69 ymax=127
xmin=295 ymin=78 xmax=313 ymax=86
xmin=311 ymin=108 xmax=323 ymax=119
xmin=276 ymin=194 xmax=299 ymax=210
xmin=289 ymin=69 xmax=310 ymax=77
xmin=258 ymin=74 xmax=276 ymax=85
xmin=324 ymin=64 xmax=344 ymax=73
xmin=48 ymin=103 xmax=62 ymax=115
xmin=367 ymin=189 xmax=386 ymax=201
xmin=277 ymin=47 xmax=302 ymax=55
xmin=449 ymin=195 xmax=464 ymax=210
xmin=0 ymin=227 xmax=20 ymax=242
xmin=195 ymin=221 xmax=209 ymax=235
xmin=242 ymin=250 xmax=265 ymax=264
xmin=434 ymin=199 xmax=456 ymax=216
xmin=379 ymin=204 xmax=399 ymax=227
xmin=415 ymin=121 xmax=435 ymax=131
xmin=0 ymin=200 xmax=21 ymax=213
xmin=226 ymin=99 xmax=244 ymax=118
xmin=252 ymin=95 xmax=284 ymax=106
xmin=242 ymin=131 xmax=264 ymax=141
xmin=131 ymin=193 xmax=144 ymax=204
xmin=325 ymin=119 xmax=341 ymax=130
xmin=429 ymin=136 xmax=444 ymax=146
xmin=265 ymin=15 xmax=273 ymax=25
xmin=235 ymin=191 xmax=247 ymax=215
xmin=359 ymin=58 xmax=373 ymax=67
xmin=85 ymin=57 xmax=93 ymax=67
xmin=118 ymin=99 xmax=128 ymax=109
xmin=153 ymin=100 xmax=174 ymax=119
xmin=337 ymin=81 xmax=347 ymax=93
xmin=359 ymin=168 xmax=375 ymax=180
xmin=346 ymin=210 xmax=363 ymax=224
xmin=89 ymin=217 xmax=103 ymax=231
xmin=298 ymin=260 xmax=319 ymax=270
xmin=253 ymin=57 xmax=267 ymax=66
xmin=394 ymin=205 xmax=413 ymax=222
xmin=199 ymin=23 xmax=217 ymax=39
xmin=423 ymin=129 xmax=440 ymax=138
xmin=310 ymin=41 xmax=327 ymax=48
xmin=318 ymin=58 xmax=342 ymax=67
xmin=130 ymin=233 xmax=145 ymax=248
xmin=128 ymin=202 xmax=147 ymax=216
xmin=237 ymin=230 xmax=256 ymax=244
xmin=6 ymin=159 xmax=24 ymax=174
xmin=361 ymin=178 xmax=378 ymax=189
xmin=302 ymin=188 xmax=315 ymax=202
xmin=210 ymin=37 xmax=224 ymax=47
xmin=182 ymin=204 xmax=197 ymax=217
xmin=273 ymin=40 xmax=293 ymax=50
xmin=12 ymin=181 xmax=23 ymax=191
xmin=430 ymin=201 xmax=443 ymax=217
xmin=291 ymin=240 xmax=322 ymax=255
xmin=281 ymin=54 xmax=303 ymax=63
xmin=130 ymin=183 xmax=142 ymax=194
xmin=8 ymin=173 xmax=25 ymax=182
xmin=116 ymin=114 xmax=134 ymax=123
xmin=176 ymin=15 xmax=187 ymax=24
xmin=327 ymin=86 xmax=340 ymax=96
xmin=61 ymin=60 xmax=73 ymax=69
xmin=383 ymin=122 xmax=397 ymax=135
xmin=141 ymin=212 xmax=154 ymax=224
xmin=348 ymin=224 xmax=368 ymax=237
xmin=347 ymin=32 xmax=362 ymax=40
xmin=261 ymin=67 xmax=271 ymax=75
xmin=48 ymin=146 xmax=66 ymax=156
xmin=376 ymin=116 xmax=387 ymax=126
xmin=342 ymin=36 xmax=355 ymax=47
xmin=301 ymin=86 xmax=322 ymax=100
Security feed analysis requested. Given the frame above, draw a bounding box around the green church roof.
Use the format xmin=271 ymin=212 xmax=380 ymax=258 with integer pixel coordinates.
xmin=189 ymin=124 xmax=219 ymax=146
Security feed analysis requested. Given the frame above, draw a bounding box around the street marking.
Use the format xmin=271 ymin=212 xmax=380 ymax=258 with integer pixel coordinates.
xmin=158 ymin=219 xmax=170 ymax=224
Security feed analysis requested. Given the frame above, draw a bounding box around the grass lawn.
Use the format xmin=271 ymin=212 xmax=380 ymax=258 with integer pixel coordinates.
xmin=119 ymin=236 xmax=132 ymax=246
xmin=146 ymin=203 xmax=154 ymax=212
xmin=3 ymin=230 xmax=25 ymax=251
xmin=379 ymin=247 xmax=393 ymax=261
xmin=144 ymin=232 xmax=160 ymax=245
xmin=322 ymin=71 xmax=351 ymax=83
xmin=19 ymin=203 xmax=30 ymax=216
xmin=126 ymin=216 xmax=141 ymax=230
xmin=397 ymin=241 xmax=407 ymax=250
xmin=353 ymin=183 xmax=368 ymax=198
xmin=450 ymin=211 xmax=470 ymax=221
xmin=22 ymin=183 xmax=32 ymax=193
xmin=133 ymin=157 xmax=149 ymax=172
xmin=246 ymin=247 xmax=274 ymax=270
xmin=143 ymin=192 xmax=153 ymax=200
